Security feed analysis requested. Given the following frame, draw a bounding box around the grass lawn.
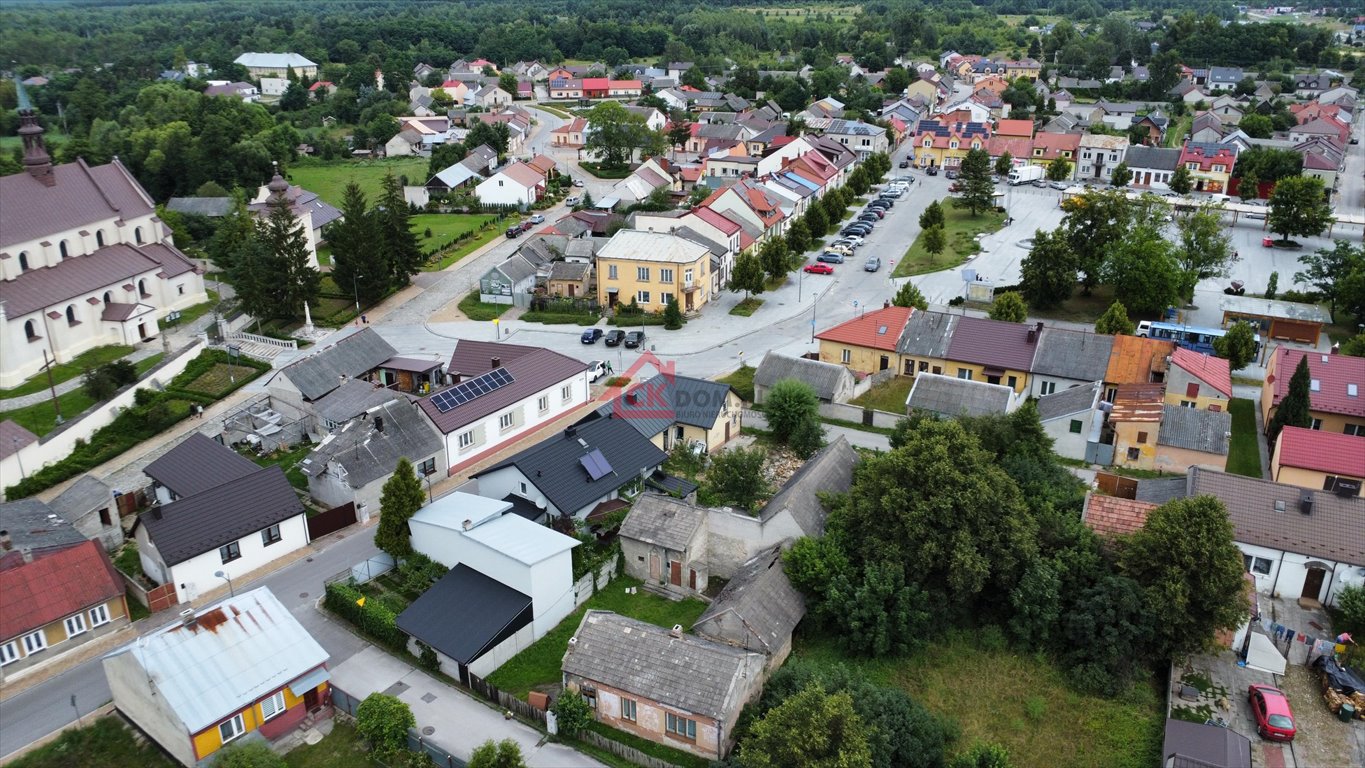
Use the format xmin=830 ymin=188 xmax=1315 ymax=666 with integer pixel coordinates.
xmin=795 ymin=634 xmax=1163 ymax=768
xmin=849 ymin=376 xmax=913 ymax=413
xmin=1226 ymin=398 xmax=1262 ymax=477
xmin=0 ymin=353 xmax=163 ymax=436
xmin=412 ymin=213 xmax=496 ymax=243
xmin=419 ymin=216 xmax=503 ymax=271
xmin=287 ymin=158 xmax=430 ymax=208
xmin=486 ymin=576 xmax=707 ymax=699
xmin=1025 ymin=284 xmax=1143 ymax=325
xmin=0 ymin=345 xmax=134 ymax=397
xmin=8 ymin=716 xmax=179 ymax=768
xmin=718 ymin=365 xmax=756 ymax=402
xmin=585 ymin=721 xmax=711 ymax=768
xmin=182 ymin=363 xmax=250 ymax=398
xmin=284 ymin=721 xmax=373 ymax=768
xmin=1164 ymin=115 xmax=1193 ymax=149
xmin=244 ymin=441 xmax=315 ymax=490
xmin=892 ymin=204 xmax=1005 ymax=278
xmin=729 ymin=297 xmax=764 ymax=316
xmin=0 ymin=131 xmax=67 ymax=151
xmin=579 ymin=161 xmax=632 ymax=179
xmin=458 ymin=291 xmax=513 ymax=321
xmin=169 ymin=290 xmax=220 ymax=327
xmin=531 ymin=104 xmax=573 ymax=118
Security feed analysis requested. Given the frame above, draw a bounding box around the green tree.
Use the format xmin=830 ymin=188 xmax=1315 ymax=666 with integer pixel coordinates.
xmin=804 ymin=203 xmax=830 ymax=237
xmin=883 ymin=66 xmax=911 ymax=95
xmin=739 ymin=685 xmax=872 ymax=768
xmin=427 ymin=141 xmax=468 ymax=181
xmin=786 ymin=542 xmax=931 ymax=657
xmin=667 ymin=121 xmax=692 ymax=156
xmin=786 ymin=217 xmax=812 ymax=255
xmin=1212 ymin=322 xmax=1258 ymax=371
xmin=1094 ymin=301 xmax=1136 ymax=336
xmin=759 ymin=236 xmax=791 ymax=282
xmin=1237 ymin=168 xmax=1260 ymax=201
xmin=1169 ymin=165 xmax=1193 ymax=195
xmin=466 ymin=121 xmax=511 ymax=157
xmin=918 ymin=199 xmax=945 ymax=231
xmin=1337 ymin=584 xmax=1365 ymax=638
xmin=950 ymin=743 xmax=1015 ymax=768
xmin=955 ymin=148 xmax=995 ymax=216
xmin=705 ymin=447 xmax=769 ymax=511
xmin=1110 ymin=162 xmax=1132 ymax=188
xmin=1046 ymin=157 xmax=1072 ymax=182
xmin=764 ymin=379 xmax=820 ymax=443
xmin=1265 ymin=271 xmax=1279 ymax=300
xmin=469 ymin=739 xmax=527 ymax=768
xmin=1017 ymin=228 xmax=1076 ymax=309
xmin=375 ymin=457 xmax=424 ymax=559
xmin=211 ymin=741 xmax=286 ymax=768
xmin=552 ymin=690 xmax=593 ymax=736
xmin=328 ymin=182 xmax=388 ymax=307
xmin=921 ymin=224 xmax=947 ymax=263
xmin=1341 ymin=334 xmax=1365 ymax=357
xmin=1102 ymin=226 xmax=1182 ymax=315
xmin=1268 ymin=355 xmax=1313 ymax=442
xmin=1062 ymin=190 xmax=1131 ymax=295
xmin=994 ymin=151 xmax=1013 ymax=178
xmin=498 ymin=72 xmax=518 ymax=98
xmin=376 ymin=173 xmax=423 ymax=287
xmin=892 ymin=281 xmax=927 ymax=310
xmin=1268 ymin=175 xmax=1333 ymax=244
xmin=1120 ymin=496 xmax=1249 ymax=661
xmin=988 ymin=291 xmax=1028 ymax=322
xmin=847 ymin=166 xmax=871 ymax=196
xmin=1238 ymin=113 xmax=1273 ymax=139
xmin=662 ymin=296 xmax=683 ymax=330
xmin=1295 ymin=241 xmax=1364 ymax=323
xmin=356 ymin=693 xmax=415 ymax=759
xmin=279 ymin=82 xmax=309 ymax=111
xmin=584 ymin=100 xmax=663 ymax=168
xmin=728 ymin=251 xmax=766 ymax=299
xmin=1174 ymin=206 xmax=1236 ymax=301
xmin=256 ymin=189 xmax=321 ymax=320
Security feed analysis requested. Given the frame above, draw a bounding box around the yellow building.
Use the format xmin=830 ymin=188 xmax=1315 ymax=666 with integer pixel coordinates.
xmin=1165 ymin=348 xmax=1232 ymax=411
xmin=1262 ymin=347 xmax=1365 ymax=436
xmin=603 ymin=375 xmax=744 ymax=453
xmin=935 ymin=315 xmax=1041 ymax=394
xmin=910 ymin=119 xmax=991 ymax=170
xmin=904 ymin=78 xmax=942 ymax=106
xmin=1270 ymin=426 xmax=1364 ymax=496
xmin=596 ymin=230 xmax=712 ymax=314
xmin=1110 ymin=384 xmax=1166 ymax=470
xmin=815 ymin=306 xmax=915 ymax=375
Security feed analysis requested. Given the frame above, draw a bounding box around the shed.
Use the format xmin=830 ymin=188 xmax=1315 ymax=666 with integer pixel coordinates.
xmin=753 ymin=353 xmax=856 ymax=404
xmin=1218 ymin=294 xmax=1332 ymax=345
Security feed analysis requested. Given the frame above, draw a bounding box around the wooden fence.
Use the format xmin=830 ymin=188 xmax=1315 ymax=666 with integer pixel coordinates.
xmin=466 ymin=672 xmax=548 ymax=727
xmin=307 ymin=501 xmax=357 ymax=540
xmin=1095 ymin=471 xmax=1138 ymax=499
xmin=575 ymin=729 xmax=685 ymax=768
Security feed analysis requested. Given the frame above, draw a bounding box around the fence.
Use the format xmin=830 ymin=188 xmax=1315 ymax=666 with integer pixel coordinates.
xmin=336 ymin=683 xmax=467 ymax=767
xmin=1095 ymin=471 xmax=1137 ymax=499
xmin=848 ymin=367 xmax=899 ymax=398
xmin=574 ymin=557 xmax=621 ymax=607
xmin=575 ymin=729 xmax=685 ymax=768
xmin=816 ymin=401 xmax=904 ymax=429
xmin=466 ymin=672 xmax=549 ymax=727
xmin=307 ymin=501 xmax=357 ymax=540
xmin=324 ymin=553 xmax=396 ymax=586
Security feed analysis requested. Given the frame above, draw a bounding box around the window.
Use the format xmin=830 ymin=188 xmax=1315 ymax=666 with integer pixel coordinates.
xmin=538 ymin=395 xmax=549 ymax=413
xmin=261 ymin=691 xmax=286 ymax=721
xmin=218 ymin=713 xmax=245 ymax=744
xmin=1311 ymin=418 xmax=1322 ymax=430
xmin=418 ymin=457 xmax=436 ymax=476
xmin=99 ymin=508 xmax=112 ymax=526
xmin=1243 ymin=555 xmax=1273 ymax=575
xmin=1212 ymin=165 xmax=1225 ymax=173
xmin=1186 ymin=382 xmax=1200 ymax=398
xmin=659 ymin=268 xmax=674 ymax=283
xmin=621 ymin=698 xmax=638 ymax=722
xmin=1345 ymin=424 xmax=1365 ymax=437
xmin=65 ymin=613 xmax=87 ymax=638
xmin=608 ymin=265 xmax=618 ymax=280
xmin=0 ymin=641 xmax=17 ymax=666
xmin=96 ymin=230 xmax=105 ymax=247
xmin=24 ymin=320 xmax=38 ymax=341
xmin=957 ymin=369 xmax=973 ymax=381
xmin=261 ymin=524 xmax=282 ymax=546
xmin=500 ymin=412 xmax=515 ymax=430
xmin=636 ymin=290 xmax=651 ymax=304
xmin=1323 ymin=476 xmax=1341 ymax=491
xmin=1039 ymin=381 xmax=1056 ymax=396
xmin=841 ymin=349 xmax=851 ymax=364
xmin=23 ymin=631 xmax=46 ymax=654
xmin=18 ymin=252 xmax=28 ymax=271
xmin=684 ymin=269 xmax=693 ymax=285
xmin=59 ymin=240 xmax=69 ymax=259
xmin=134 ymin=227 xmax=144 ymax=244
xmin=103 ymin=291 xmax=113 ymax=304
xmin=458 ymin=430 xmax=475 ymax=449
xmin=1069 ymin=419 xmax=1083 ymax=434
xmin=1126 ymin=447 xmax=1141 ymax=461
xmin=66 ymin=305 xmax=78 ymax=326
xmin=1182 ymin=401 xmax=1195 ymax=408
xmin=561 ymin=385 xmax=572 ymax=402
xmin=661 ymin=292 xmax=674 ymax=307
xmin=1006 ymin=376 xmax=1017 ymax=389
xmin=89 ymin=604 xmax=111 ymax=628
xmin=666 ymin=713 xmax=696 ymax=741
xmin=637 ymin=267 xmax=650 ymax=281
xmin=1136 ymin=431 xmax=1149 ymax=444
xmin=219 ymin=541 xmax=241 ymax=564
xmin=138 ymin=279 xmax=150 ymax=298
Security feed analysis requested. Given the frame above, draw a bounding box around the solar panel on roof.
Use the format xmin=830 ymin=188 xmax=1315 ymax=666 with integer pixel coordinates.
xmin=579 ymin=448 xmax=613 ymax=481
xmin=430 ymin=367 xmax=515 ymax=413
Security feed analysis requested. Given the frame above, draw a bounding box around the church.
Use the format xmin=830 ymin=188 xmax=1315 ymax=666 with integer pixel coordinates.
xmin=0 ymin=100 xmax=207 ymax=388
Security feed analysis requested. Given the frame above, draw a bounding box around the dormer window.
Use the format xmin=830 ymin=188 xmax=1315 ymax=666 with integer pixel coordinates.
xmin=96 ymin=230 xmax=106 ymax=247
xmin=59 ymin=240 xmax=69 ymax=259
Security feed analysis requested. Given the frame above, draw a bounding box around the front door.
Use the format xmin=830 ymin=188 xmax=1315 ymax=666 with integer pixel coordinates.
xmin=1302 ymin=568 xmax=1326 ymax=600
xmin=724 ymin=421 xmax=730 ymax=442
xmin=304 ymin=687 xmax=320 ymax=712
xmin=879 ymin=355 xmax=890 ymax=371
xmin=689 ymin=569 xmax=697 ymax=590
xmin=650 ymin=554 xmax=661 ymax=581
xmin=670 ymin=560 xmax=682 ymax=587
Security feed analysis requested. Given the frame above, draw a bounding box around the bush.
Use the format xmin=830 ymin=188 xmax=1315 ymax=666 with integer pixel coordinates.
xmin=704 ymin=447 xmax=769 ymax=512
xmin=553 ymin=690 xmax=593 ymax=736
xmin=212 ymin=741 xmax=286 ymax=768
xmin=398 ymin=552 xmax=447 ymax=595
xmin=323 ymin=582 xmax=408 ymax=650
xmin=356 ymin=692 xmax=415 ymax=758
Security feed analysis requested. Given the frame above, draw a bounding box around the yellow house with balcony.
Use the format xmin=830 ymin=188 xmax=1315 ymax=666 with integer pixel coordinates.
xmin=596 ymin=230 xmax=712 ymax=314
xmin=910 ymin=119 xmax=991 ymax=170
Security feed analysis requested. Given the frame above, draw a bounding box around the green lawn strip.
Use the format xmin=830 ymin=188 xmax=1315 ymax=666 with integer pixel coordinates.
xmin=0 ymin=389 xmax=98 ymax=436
xmin=579 ymin=162 xmax=632 ymax=179
xmin=316 ymin=243 xmax=333 ymax=267
xmin=584 ymin=721 xmax=711 ymax=768
xmin=167 ymin=290 xmax=220 ymax=327
xmin=849 ymin=377 xmax=913 ymax=413
xmin=607 ymin=314 xmax=668 ymax=327
xmin=533 ymin=104 xmax=573 ymax=118
xmin=458 ymin=291 xmax=513 ymax=321
xmin=284 ymin=721 xmax=374 ymax=768
xmin=245 ymin=441 xmax=316 ymax=490
xmin=718 ymin=365 xmax=756 ymax=402
xmin=892 ymin=205 xmax=1005 ymax=278
xmin=820 ymin=416 xmax=896 ymax=437
xmin=421 ymin=219 xmax=504 ymax=272
xmin=729 ymin=297 xmax=764 ymax=317
xmin=793 ymin=633 xmax=1163 ymax=768
xmin=1024 ymin=285 xmax=1136 ymax=325
xmin=0 ymin=345 xmax=134 ymax=398
xmin=1164 ymin=116 xmax=1193 ymax=149
xmin=1226 ymin=398 xmax=1262 ymax=478
xmin=7 ymin=716 xmax=179 ymax=768
xmin=287 ymin=158 xmax=430 ymax=208
xmin=485 ymin=576 xmax=707 ymax=699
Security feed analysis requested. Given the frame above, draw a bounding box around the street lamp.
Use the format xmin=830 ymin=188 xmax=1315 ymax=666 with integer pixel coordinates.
xmin=352 ymin=273 xmax=362 ymax=315
xmin=214 ymin=570 xmax=234 ymax=597
xmin=12 ymin=437 xmax=24 ymax=479
xmin=71 ymin=694 xmax=82 ymax=728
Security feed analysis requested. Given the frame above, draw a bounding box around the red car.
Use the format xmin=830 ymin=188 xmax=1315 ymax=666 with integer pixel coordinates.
xmin=803 ymin=263 xmax=834 ymax=275
xmin=1248 ymin=684 xmax=1296 ymax=742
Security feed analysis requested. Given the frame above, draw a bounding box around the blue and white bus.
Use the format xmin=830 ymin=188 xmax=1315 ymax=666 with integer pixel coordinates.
xmin=1136 ymin=320 xmax=1261 ymax=356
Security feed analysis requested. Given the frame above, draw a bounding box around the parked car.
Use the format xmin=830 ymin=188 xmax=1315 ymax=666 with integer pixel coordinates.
xmin=880 ymin=189 xmax=903 ymax=199
xmin=868 ymin=200 xmax=891 ymax=210
xmin=573 ymin=178 xmax=585 ymax=187
xmin=863 ymin=257 xmax=881 ymax=272
xmin=505 ymin=225 xmax=523 ymax=238
xmin=604 ymin=329 xmax=626 ymax=346
xmin=842 ymin=225 xmax=872 ymax=237
xmin=833 ymin=236 xmax=863 ymax=247
xmin=581 ymin=328 xmax=604 ymax=344
xmin=817 ymin=252 xmax=846 ymax=264
xmin=945 ymin=168 xmax=959 ymax=180
xmin=803 ymin=263 xmax=835 ymax=274
xmin=826 ymin=244 xmax=855 ymax=256
xmin=899 ymin=158 xmax=911 ymax=168
xmin=1248 ymin=685 xmax=1296 ymax=742
xmin=948 ymin=182 xmax=963 ymax=193
xmin=926 ymin=166 xmax=938 ymax=176
xmin=528 ymin=214 xmax=545 ymax=224
xmin=857 ymin=214 xmax=880 ymax=225
xmin=861 ymin=208 xmax=885 ymax=219
xmin=565 ymin=195 xmax=581 ymax=206
xmin=1049 ymin=180 xmax=1068 ymax=190
xmin=587 ymin=360 xmax=606 ymax=382
xmin=623 ymin=330 xmax=646 ymax=349
xmin=1032 ymin=179 xmax=1047 ymax=188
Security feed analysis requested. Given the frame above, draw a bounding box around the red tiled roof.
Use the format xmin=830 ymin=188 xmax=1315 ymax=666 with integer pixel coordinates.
xmin=1031 ymin=131 xmax=1081 ymax=160
xmin=987 ymin=136 xmax=1033 ymax=159
xmin=1268 ymin=348 xmax=1365 ymax=418
xmin=690 ymin=206 xmax=741 ymax=235
xmin=995 ymin=119 xmax=1034 ymax=138
xmin=0 ymin=540 xmax=123 ymax=640
xmin=816 ymin=306 xmax=914 ymax=352
xmin=582 ymin=77 xmax=609 ymax=90
xmin=1172 ymin=347 xmax=1233 ymax=398
xmin=1083 ymin=494 xmax=1157 ymax=537
xmin=1275 ymin=426 xmax=1365 ymax=478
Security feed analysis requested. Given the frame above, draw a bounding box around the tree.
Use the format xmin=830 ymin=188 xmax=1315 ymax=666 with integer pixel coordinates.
xmin=759 ymin=237 xmax=791 ymax=282
xmin=785 ymin=217 xmax=812 ymax=255
xmin=498 ymin=72 xmax=518 ymax=97
xmin=1110 ymin=162 xmax=1132 ymax=188
xmin=739 ymin=685 xmax=872 ymax=768
xmin=1268 ymin=175 xmax=1332 ymax=244
xmin=469 ymin=739 xmax=527 ymax=768
xmin=988 ymin=291 xmax=1028 ymax=323
xmin=1120 ymin=497 xmax=1249 ymax=661
xmin=918 ymin=200 xmax=945 ymax=231
xmin=376 ymin=173 xmax=423 ymax=287
xmin=1169 ymin=165 xmax=1193 ymax=195
xmin=883 ymin=66 xmax=911 ymax=95
xmin=356 ymin=693 xmax=415 ymax=759
xmin=279 ymin=82 xmax=309 ymax=112
xmin=1237 ymin=168 xmax=1260 ymax=201
xmin=1174 ymin=207 xmax=1236 ymax=302
xmin=1295 ymin=241 xmax=1364 ymax=323
xmin=728 ymin=252 xmax=766 ymax=299
xmin=1265 ymin=271 xmax=1279 ymax=300
xmin=804 ymin=203 xmax=830 ymax=237
xmin=584 ymin=100 xmax=663 ymax=168
xmin=667 ymin=121 xmax=692 ymax=156
xmin=212 ymin=741 xmax=286 ymax=768
xmin=1016 ymin=228 xmax=1075 ymax=309
xmin=1062 ymin=190 xmax=1131 ymax=295
xmin=552 ymin=691 xmax=593 ymax=736
xmin=256 ymin=189 xmax=321 ymax=320
xmin=662 ymin=296 xmax=683 ymax=330
xmin=1213 ymin=322 xmax=1258 ymax=371
xmin=1342 ymin=334 xmax=1365 ymax=357
xmin=375 ymin=458 xmax=424 ymax=559
xmin=955 ymin=148 xmax=995 ymax=216
xmin=1102 ymin=226 xmax=1182 ymax=315
xmin=892 ymin=281 xmax=927 ymax=310
xmin=1046 ymin=157 xmax=1072 ymax=182
xmin=994 ymin=151 xmax=1013 ymax=178
xmin=466 ymin=120 xmax=511 ymax=157
xmin=1268 ymin=356 xmax=1313 ymax=442
xmin=950 ymin=743 xmax=1014 ymax=768
xmin=705 ymin=447 xmax=769 ymax=511
xmin=1094 ymin=301 xmax=1136 ymax=336
xmin=427 ymin=141 xmax=468 ymax=181
xmin=328 ymin=183 xmax=388 ymax=307
xmin=765 ymin=379 xmax=820 ymax=444
xmin=921 ymin=225 xmax=947 ymax=263
xmin=1238 ymin=113 xmax=1273 ymax=139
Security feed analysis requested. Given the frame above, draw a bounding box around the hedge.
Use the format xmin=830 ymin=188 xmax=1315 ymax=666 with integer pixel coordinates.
xmin=520 ymin=311 xmax=600 ymax=325
xmin=608 ymin=314 xmax=668 ymax=327
xmin=163 ymin=349 xmax=270 ymax=400
xmin=324 ymin=581 xmax=409 ymax=651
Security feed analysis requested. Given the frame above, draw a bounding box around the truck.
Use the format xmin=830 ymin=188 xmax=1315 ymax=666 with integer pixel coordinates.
xmin=1007 ymin=165 xmax=1045 ymax=185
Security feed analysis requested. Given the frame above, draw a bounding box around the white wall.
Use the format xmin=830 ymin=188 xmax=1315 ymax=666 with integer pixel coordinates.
xmin=1238 ymin=540 xmax=1365 ymax=606
xmin=103 ymin=652 xmax=196 ymax=766
xmin=1042 ymin=410 xmax=1096 ymax=461
xmin=442 ymin=372 xmax=589 ymax=471
xmin=147 ymin=513 xmax=309 ymax=604
xmin=476 ymin=174 xmax=536 ymax=206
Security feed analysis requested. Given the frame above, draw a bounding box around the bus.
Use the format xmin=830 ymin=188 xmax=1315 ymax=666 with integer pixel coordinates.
xmin=1136 ymin=320 xmax=1261 ymax=356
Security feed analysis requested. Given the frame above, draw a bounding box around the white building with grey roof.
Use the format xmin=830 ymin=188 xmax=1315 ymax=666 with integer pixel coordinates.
xmin=753 ymin=352 xmax=855 ymax=404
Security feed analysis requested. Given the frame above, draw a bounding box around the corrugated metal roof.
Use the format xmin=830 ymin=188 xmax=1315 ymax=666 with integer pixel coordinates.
xmin=1 ymin=158 xmax=154 ymax=250
xmin=396 ymin=565 xmax=532 ymax=665
xmin=1157 ymin=404 xmax=1230 ymax=454
xmin=945 ymin=316 xmax=1041 ymax=372
xmin=106 ymin=587 xmax=328 ymax=733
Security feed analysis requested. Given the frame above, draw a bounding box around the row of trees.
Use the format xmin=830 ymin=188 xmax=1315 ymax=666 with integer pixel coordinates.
xmin=329 ymin=175 xmax=425 ymax=306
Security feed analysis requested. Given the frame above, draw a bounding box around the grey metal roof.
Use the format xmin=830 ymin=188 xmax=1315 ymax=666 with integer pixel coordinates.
xmin=596 ymin=375 xmax=736 ymax=438
xmin=754 ymin=353 xmax=853 ymax=402
xmin=619 ymin=495 xmax=706 ymax=552
xmin=563 ymin=610 xmax=762 ymax=720
xmin=1217 ymin=294 xmax=1333 ymax=325
xmin=48 ymin=475 xmax=113 ymax=519
xmin=475 ymin=415 xmax=666 ymax=517
xmin=1135 ymin=476 xmax=1190 ymax=505
xmin=278 ymin=327 xmax=397 ymax=401
xmin=548 ymin=261 xmax=589 ymax=281
xmin=1157 ymin=404 xmax=1230 ymax=455
xmin=1 ymin=158 xmax=155 ymax=250
xmin=758 ymin=436 xmax=857 ymax=536
xmin=1036 ymin=381 xmax=1101 ymax=422
xmin=1123 ymin=145 xmax=1182 ymax=172
xmin=301 ymin=397 xmax=442 ymax=489
xmin=694 ymin=545 xmax=805 ymax=656
xmin=137 ymin=467 xmax=304 ymax=566
xmin=165 ymin=197 xmax=233 ymax=217
xmin=1162 ymin=718 xmax=1252 ymax=768
xmin=488 ymin=254 xmax=538 ymax=284
xmin=0 ymin=498 xmax=87 ymax=552
xmin=0 ymin=419 xmax=37 ymax=460
xmin=143 ymin=433 xmax=261 ymax=499
xmin=312 ymin=379 xmax=414 ymax=425
xmin=1033 ymin=328 xmax=1114 ymax=381
xmin=396 ymin=564 xmax=533 ymax=665
xmin=895 ymin=310 xmax=958 ymax=358
xmin=1188 ymin=467 xmax=1365 ymax=564
xmin=908 ymin=373 xmax=1015 ymax=418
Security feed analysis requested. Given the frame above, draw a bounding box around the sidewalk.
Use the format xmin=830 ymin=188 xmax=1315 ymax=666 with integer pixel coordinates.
xmin=331 ymin=646 xmax=603 ymax=768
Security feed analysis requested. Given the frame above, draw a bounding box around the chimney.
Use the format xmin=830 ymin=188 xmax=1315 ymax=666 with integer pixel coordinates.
xmin=1035 ymin=321 xmax=1044 ymax=337
xmin=181 ymin=608 xmax=197 ymax=628
xmin=491 ymin=356 xmax=501 ymax=370
xmin=20 ymin=547 xmax=33 ymax=564
xmin=449 ymin=371 xmax=462 ymax=385
xmin=1027 ymin=328 xmax=1037 ymax=343
xmin=565 ymin=425 xmax=577 ymax=439
xmin=462 ymin=518 xmax=473 ymax=531
xmin=374 ymin=416 xmax=384 ymax=433
xmin=0 ymin=530 xmax=10 ymax=551
xmin=1299 ymin=490 xmax=1314 ymax=515
xmin=153 ymin=506 xmax=163 ymax=520
xmin=670 ymin=624 xmax=683 ymax=638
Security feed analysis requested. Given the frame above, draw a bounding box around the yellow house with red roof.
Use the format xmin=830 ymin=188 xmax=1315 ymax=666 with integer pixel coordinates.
xmin=816 ymin=306 xmax=914 ymax=375
xmin=1270 ymin=426 xmax=1364 ymax=496
xmin=1165 ymin=347 xmax=1232 ymax=411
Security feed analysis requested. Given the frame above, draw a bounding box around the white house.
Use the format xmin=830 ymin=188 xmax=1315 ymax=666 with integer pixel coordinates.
xmin=247 ymin=170 xmax=323 ymax=270
xmin=0 ymin=110 xmax=207 ymax=388
xmin=1028 ymin=328 xmax=1115 ymax=399
xmin=417 ymin=340 xmax=589 ymax=474
xmin=259 ymin=77 xmax=289 ymax=97
xmin=1076 ymin=134 xmax=1129 ymax=182
xmin=1036 ymin=381 xmax=1104 ymax=461
xmin=233 ymin=52 xmax=318 ymax=79
xmin=474 ymin=162 xmax=545 ymax=207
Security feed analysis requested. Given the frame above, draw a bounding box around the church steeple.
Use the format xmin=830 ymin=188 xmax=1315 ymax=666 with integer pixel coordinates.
xmin=15 ymin=79 xmax=54 ymax=186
